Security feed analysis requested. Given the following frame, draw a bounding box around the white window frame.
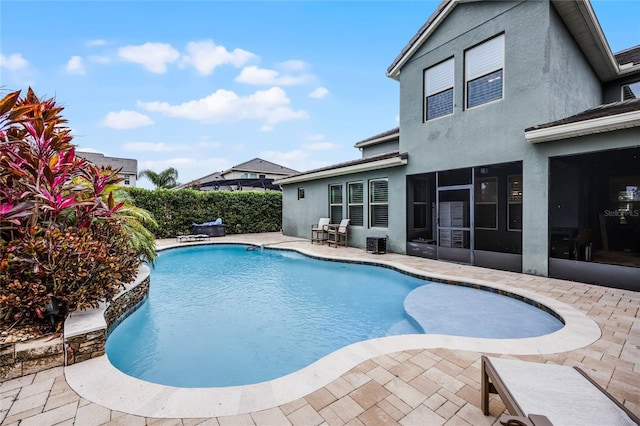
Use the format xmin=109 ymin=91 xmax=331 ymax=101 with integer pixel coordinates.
xmin=369 ymin=178 xmax=389 ymax=229
xmin=475 ymin=177 xmax=498 ymax=230
xmin=621 ymin=80 xmax=640 ymax=101
xmin=123 ymin=175 xmax=130 ymax=185
xmin=329 ymin=184 xmax=343 ymax=223
xmin=347 ymin=181 xmax=364 ymax=227
xmin=297 ymin=187 xmax=305 ymax=200
xmin=507 ymin=174 xmax=523 ymax=232
xmin=424 ymin=57 xmax=454 ymax=121
xmin=465 ymin=34 xmax=505 ymax=110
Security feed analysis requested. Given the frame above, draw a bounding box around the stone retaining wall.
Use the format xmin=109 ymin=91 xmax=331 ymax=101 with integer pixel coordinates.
xmin=0 ymin=265 xmax=150 ymax=380
xmin=64 ymin=266 xmax=150 ymax=365
xmin=0 ymin=334 xmax=64 ymax=381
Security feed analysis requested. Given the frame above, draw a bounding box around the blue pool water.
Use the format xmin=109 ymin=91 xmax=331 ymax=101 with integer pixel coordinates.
xmin=106 ymin=245 xmax=563 ymax=388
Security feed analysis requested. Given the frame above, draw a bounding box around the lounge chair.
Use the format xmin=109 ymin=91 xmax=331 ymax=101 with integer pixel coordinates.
xmin=481 ymin=355 xmax=640 ymax=426
xmin=327 ymin=219 xmax=350 ymax=248
xmin=311 ymin=217 xmax=330 ymax=244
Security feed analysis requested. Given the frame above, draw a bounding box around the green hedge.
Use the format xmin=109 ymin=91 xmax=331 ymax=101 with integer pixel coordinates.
xmin=123 ymin=188 xmax=282 ymax=238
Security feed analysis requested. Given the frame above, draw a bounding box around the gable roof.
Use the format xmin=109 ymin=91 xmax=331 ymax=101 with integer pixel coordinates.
xmin=274 ymin=151 xmax=408 ymax=186
xmin=525 ymin=98 xmax=640 ymax=143
xmin=77 ymin=152 xmax=137 ymax=174
xmin=387 ymin=0 xmax=638 ymax=82
xmin=223 ymin=157 xmax=298 ymax=176
xmin=615 ymin=45 xmax=640 ymax=68
xmin=354 ymin=127 xmax=400 ymax=148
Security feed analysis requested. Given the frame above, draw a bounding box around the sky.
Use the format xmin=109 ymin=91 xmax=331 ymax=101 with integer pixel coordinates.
xmin=1 ymin=1 xmax=639 ymax=190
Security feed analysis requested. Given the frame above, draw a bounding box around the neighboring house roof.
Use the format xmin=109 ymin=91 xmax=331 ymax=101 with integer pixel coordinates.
xmin=77 ymin=152 xmax=137 ymax=174
xmin=274 ymin=151 xmax=408 ymax=186
xmin=615 ymin=45 xmax=640 ymax=68
xmin=175 ymin=158 xmax=298 ymax=189
xmin=387 ymin=0 xmax=639 ymax=82
xmin=354 ymin=127 xmax=400 ymax=148
xmin=525 ymin=98 xmax=640 ymax=143
xmin=222 ymin=158 xmax=299 ymax=176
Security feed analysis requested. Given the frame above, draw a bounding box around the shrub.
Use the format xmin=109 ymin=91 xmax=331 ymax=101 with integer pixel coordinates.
xmin=0 ymin=88 xmax=145 ymax=325
xmin=124 ymin=187 xmax=282 ymax=238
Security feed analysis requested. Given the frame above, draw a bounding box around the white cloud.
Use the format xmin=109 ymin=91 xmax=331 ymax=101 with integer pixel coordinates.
xmin=279 ymin=59 xmax=307 ymax=72
xmin=118 ymin=42 xmax=180 ymax=73
xmin=198 ymin=141 xmax=222 ymax=148
xmin=235 ymin=66 xmax=312 ymax=86
xmin=306 ymin=142 xmax=337 ymax=150
xmin=0 ymin=53 xmax=29 ymax=71
xmin=76 ymin=148 xmax=104 ymax=154
xmin=66 ymin=56 xmax=86 ymax=75
xmin=123 ymin=142 xmax=178 ymax=152
xmin=89 ymin=55 xmax=111 ymax=64
xmin=260 ymin=149 xmax=309 ymax=170
xmin=309 ymin=87 xmax=329 ymax=99
xmin=86 ymin=39 xmax=107 ymax=47
xmin=138 ymin=87 xmax=308 ymax=128
xmin=100 ymin=110 xmax=154 ymax=129
xmin=181 ymin=39 xmax=255 ymax=75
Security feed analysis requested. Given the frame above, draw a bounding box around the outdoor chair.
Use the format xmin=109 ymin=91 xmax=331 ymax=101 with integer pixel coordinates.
xmin=481 ymin=355 xmax=640 ymax=426
xmin=327 ymin=219 xmax=350 ymax=248
xmin=311 ymin=217 xmax=330 ymax=244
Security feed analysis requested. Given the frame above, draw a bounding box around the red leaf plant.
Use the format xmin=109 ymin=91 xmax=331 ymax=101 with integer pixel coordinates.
xmin=0 ymin=89 xmax=139 ymax=328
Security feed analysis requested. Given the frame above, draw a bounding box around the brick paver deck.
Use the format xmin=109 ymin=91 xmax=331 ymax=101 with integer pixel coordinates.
xmin=1 ymin=233 xmax=639 ymax=425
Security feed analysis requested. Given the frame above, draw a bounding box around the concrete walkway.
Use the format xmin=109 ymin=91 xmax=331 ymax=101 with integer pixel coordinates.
xmin=1 ymin=233 xmax=639 ymax=425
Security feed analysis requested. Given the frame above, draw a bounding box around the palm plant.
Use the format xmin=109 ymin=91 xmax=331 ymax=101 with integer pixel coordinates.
xmin=138 ymin=167 xmax=179 ymax=189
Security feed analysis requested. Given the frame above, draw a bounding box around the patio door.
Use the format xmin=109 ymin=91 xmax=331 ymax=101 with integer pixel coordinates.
xmin=437 ymin=185 xmax=473 ymax=264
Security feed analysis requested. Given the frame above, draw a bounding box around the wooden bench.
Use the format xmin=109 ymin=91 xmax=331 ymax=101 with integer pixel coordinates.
xmin=481 ymin=355 xmax=640 ymax=426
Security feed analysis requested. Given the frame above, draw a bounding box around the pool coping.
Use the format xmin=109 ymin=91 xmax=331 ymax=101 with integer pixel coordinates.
xmin=64 ymin=239 xmax=601 ymax=418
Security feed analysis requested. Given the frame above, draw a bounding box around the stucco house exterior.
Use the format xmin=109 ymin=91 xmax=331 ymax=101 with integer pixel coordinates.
xmin=275 ymin=0 xmax=640 ymax=291
xmin=176 ymin=158 xmax=298 ymax=191
xmin=77 ymin=152 xmax=138 ymax=187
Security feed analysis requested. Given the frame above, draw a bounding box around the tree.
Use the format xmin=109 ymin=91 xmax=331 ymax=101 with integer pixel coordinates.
xmin=138 ymin=168 xmax=179 ymax=189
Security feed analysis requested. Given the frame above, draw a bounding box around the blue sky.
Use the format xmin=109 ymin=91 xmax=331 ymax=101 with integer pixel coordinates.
xmin=1 ymin=1 xmax=639 ymax=189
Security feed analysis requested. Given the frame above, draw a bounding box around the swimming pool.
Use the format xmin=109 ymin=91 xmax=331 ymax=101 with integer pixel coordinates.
xmin=106 ymin=245 xmax=563 ymax=388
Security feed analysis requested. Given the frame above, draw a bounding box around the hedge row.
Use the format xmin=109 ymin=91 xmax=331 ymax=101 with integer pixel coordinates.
xmin=122 ymin=188 xmax=282 ymax=238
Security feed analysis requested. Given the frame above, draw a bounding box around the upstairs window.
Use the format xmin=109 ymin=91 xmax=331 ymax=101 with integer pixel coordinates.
xmin=425 ymin=58 xmax=454 ymax=120
xmin=123 ymin=175 xmax=130 ymax=185
xmin=329 ymin=184 xmax=343 ymax=223
xmin=348 ymin=181 xmax=364 ymax=226
xmin=369 ymin=178 xmax=389 ymax=228
xmin=465 ymin=34 xmax=504 ymax=109
xmin=622 ymin=81 xmax=640 ymax=100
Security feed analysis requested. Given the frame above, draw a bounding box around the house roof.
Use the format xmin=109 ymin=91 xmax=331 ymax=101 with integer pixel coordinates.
xmin=175 ymin=158 xmax=298 ymax=189
xmin=387 ymin=0 xmax=639 ymax=82
xmin=354 ymin=127 xmax=400 ymax=148
xmin=615 ymin=45 xmax=640 ymax=68
xmin=525 ymin=98 xmax=640 ymax=143
xmin=77 ymin=152 xmax=137 ymax=174
xmin=223 ymin=158 xmax=298 ymax=176
xmin=273 ymin=151 xmax=408 ymax=186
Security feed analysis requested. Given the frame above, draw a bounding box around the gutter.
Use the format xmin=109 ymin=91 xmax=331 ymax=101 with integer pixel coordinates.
xmin=525 ymin=110 xmax=640 ymax=143
xmin=274 ymin=154 xmax=408 ymax=186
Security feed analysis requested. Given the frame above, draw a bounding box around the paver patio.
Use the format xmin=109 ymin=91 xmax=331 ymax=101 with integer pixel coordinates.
xmin=1 ymin=233 xmax=639 ymax=425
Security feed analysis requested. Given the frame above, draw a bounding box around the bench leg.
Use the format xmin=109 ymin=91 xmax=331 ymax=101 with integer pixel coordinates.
xmin=481 ymin=357 xmax=491 ymax=415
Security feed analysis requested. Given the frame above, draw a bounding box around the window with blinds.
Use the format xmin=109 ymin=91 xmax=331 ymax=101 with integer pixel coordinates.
xmin=369 ymin=178 xmax=389 ymax=228
xmin=465 ymin=34 xmax=504 ymax=109
xmin=622 ymin=81 xmax=640 ymax=100
xmin=348 ymin=181 xmax=364 ymax=226
xmin=329 ymin=184 xmax=343 ymax=223
xmin=424 ymin=58 xmax=454 ymax=120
